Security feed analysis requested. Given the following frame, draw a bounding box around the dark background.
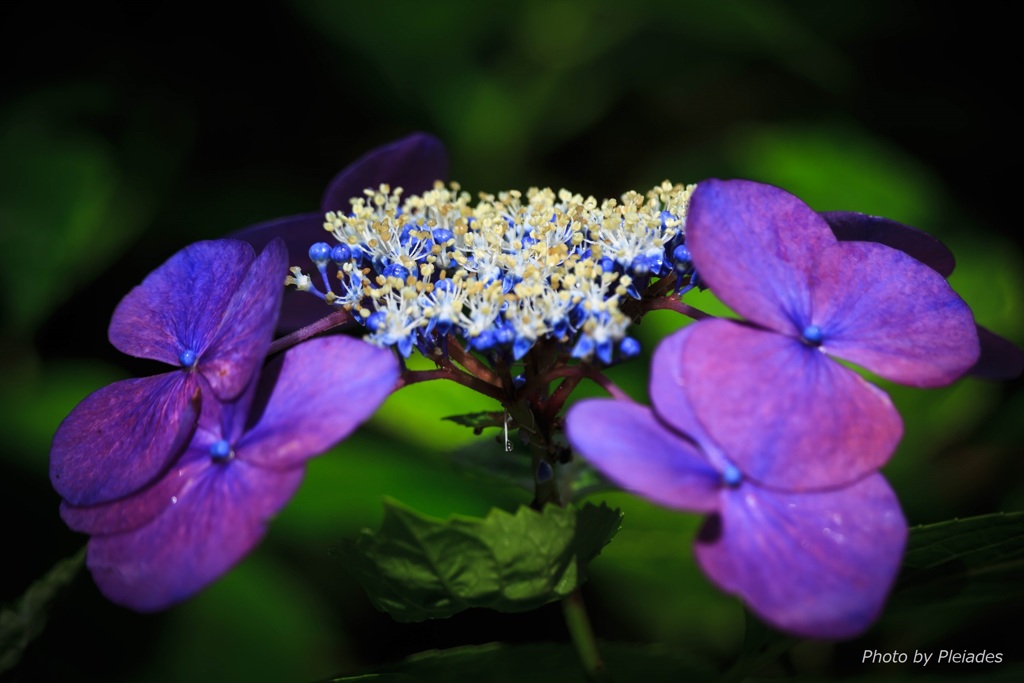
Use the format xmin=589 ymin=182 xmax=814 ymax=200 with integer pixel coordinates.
xmin=2 ymin=1 xmax=1021 ymax=681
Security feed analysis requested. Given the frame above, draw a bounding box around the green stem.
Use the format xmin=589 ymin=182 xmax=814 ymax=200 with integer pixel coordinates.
xmin=562 ymin=588 xmax=611 ymax=682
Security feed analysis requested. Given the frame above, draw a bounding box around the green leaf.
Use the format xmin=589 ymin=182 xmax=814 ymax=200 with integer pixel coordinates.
xmin=0 ymin=547 xmax=85 ymax=675
xmin=890 ymin=511 xmax=1024 ymax=612
xmin=337 ymin=500 xmax=622 ymax=622
xmin=328 ymin=641 xmax=716 ymax=683
xmin=442 ymin=411 xmax=507 ymax=434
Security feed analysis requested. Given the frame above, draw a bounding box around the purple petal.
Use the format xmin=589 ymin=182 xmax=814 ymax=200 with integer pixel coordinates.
xmin=565 ymin=399 xmax=721 ymax=513
xmin=811 ymin=242 xmax=978 ymax=387
xmin=230 ymin=213 xmax=342 ymax=333
xmin=85 ymin=458 xmax=305 ymax=612
xmin=239 ymin=335 xmax=399 ymax=469
xmin=670 ymin=319 xmax=902 ymax=489
xmin=686 ymin=179 xmax=835 ymax=334
xmin=199 ymin=239 xmax=288 ymax=400
xmin=970 ymin=325 xmax=1024 ymax=380
xmin=50 ymin=373 xmax=200 ymax=506
xmin=810 ymin=241 xmax=979 ymax=387
xmin=320 ymin=132 xmax=449 ymax=211
xmin=694 ymin=474 xmax=907 ymax=639
xmin=821 ymin=211 xmax=956 ymax=278
xmin=109 ymin=240 xmax=256 ymax=365
xmin=61 ymin=445 xmax=207 ymax=535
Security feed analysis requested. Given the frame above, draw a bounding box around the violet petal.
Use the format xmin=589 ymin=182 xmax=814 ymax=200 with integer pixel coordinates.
xmin=320 ymin=132 xmax=449 ymax=211
xmin=694 ymin=473 xmax=906 ymax=639
xmin=228 ymin=213 xmax=345 ymax=334
xmin=686 ymin=179 xmax=835 ymax=335
xmin=240 ymin=335 xmax=399 ymax=470
xmin=969 ymin=325 xmax=1024 ymax=380
xmin=565 ymin=399 xmax=721 ymax=513
xmin=810 ymin=241 xmax=979 ymax=387
xmin=821 ymin=211 xmax=956 ymax=278
xmin=86 ymin=458 xmax=305 ymax=612
xmin=200 ymin=239 xmax=288 ymax=401
xmin=50 ymin=372 xmax=199 ymax=506
xmin=61 ymin=445 xmax=207 ymax=536
xmin=673 ymin=319 xmax=902 ymax=489
xmin=109 ymin=240 xmax=255 ymax=365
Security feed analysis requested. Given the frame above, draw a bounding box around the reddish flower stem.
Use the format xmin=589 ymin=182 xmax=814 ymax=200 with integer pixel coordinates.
xmin=398 ymin=367 xmax=506 ymax=403
xmin=268 ymin=308 xmax=354 ymax=356
xmin=645 ymin=297 xmax=712 ymax=320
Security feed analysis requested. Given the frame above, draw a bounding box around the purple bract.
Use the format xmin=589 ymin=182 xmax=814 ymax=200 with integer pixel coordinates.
xmin=60 ymin=334 xmax=398 ymax=611
xmin=50 ymin=239 xmax=288 ymax=506
xmin=675 ymin=180 xmax=980 ymax=487
xmin=566 ymin=327 xmax=907 ymax=638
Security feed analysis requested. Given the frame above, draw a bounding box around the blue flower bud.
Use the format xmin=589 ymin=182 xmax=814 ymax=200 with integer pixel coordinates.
xmin=308 ymin=242 xmax=331 ymax=265
xmin=331 ymin=244 xmax=352 ymax=264
xmin=620 ymin=337 xmax=641 ymax=358
xmin=432 ymin=228 xmax=454 ymax=245
xmin=383 ymin=263 xmax=410 ymax=281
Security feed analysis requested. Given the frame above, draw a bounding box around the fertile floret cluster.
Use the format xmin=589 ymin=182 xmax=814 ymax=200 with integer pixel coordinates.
xmin=287 ymin=181 xmax=695 ymax=363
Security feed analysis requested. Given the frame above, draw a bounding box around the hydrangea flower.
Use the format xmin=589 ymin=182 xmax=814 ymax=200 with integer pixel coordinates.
xmin=673 ymin=179 xmax=980 ymax=487
xmin=287 ymin=181 xmax=696 ymax=365
xmin=822 ymin=210 xmax=1023 ymax=380
xmin=50 ymin=239 xmax=288 ymax=506
xmin=235 ymin=133 xmax=449 ymax=332
xmin=60 ymin=334 xmax=398 ymax=611
xmin=566 ymin=328 xmax=907 ymax=638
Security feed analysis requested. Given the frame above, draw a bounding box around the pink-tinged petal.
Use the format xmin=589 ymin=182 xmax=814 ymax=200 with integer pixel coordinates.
xmin=969 ymin=325 xmax=1024 ymax=380
xmin=673 ymin=319 xmax=902 ymax=489
xmin=566 ymin=399 xmax=721 ymax=513
xmin=695 ymin=474 xmax=907 ymax=639
xmin=239 ymin=335 xmax=399 ymax=469
xmin=109 ymin=240 xmax=256 ymax=365
xmin=320 ymin=133 xmax=449 ymax=211
xmin=686 ymin=179 xmax=835 ymax=334
xmin=61 ymin=446 xmax=207 ymax=535
xmin=811 ymin=241 xmax=979 ymax=387
xmin=86 ymin=459 xmax=305 ymax=612
xmin=199 ymin=239 xmax=287 ymax=400
xmin=50 ymin=373 xmax=200 ymax=506
xmin=821 ymin=211 xmax=956 ymax=278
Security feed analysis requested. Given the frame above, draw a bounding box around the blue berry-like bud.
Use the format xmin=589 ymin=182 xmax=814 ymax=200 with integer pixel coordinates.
xmin=432 ymin=228 xmax=454 ymax=245
xmin=536 ymin=460 xmax=554 ymax=484
xmin=512 ymin=374 xmax=527 ymax=389
xmin=331 ymin=244 xmax=352 ymax=264
xmin=802 ymin=324 xmax=824 ymax=346
xmin=210 ymin=439 xmax=232 ymax=462
xmin=722 ymin=464 xmax=743 ymax=488
xmin=383 ymin=263 xmax=410 ymax=281
xmin=598 ymin=257 xmax=616 ymax=273
xmin=672 ymin=244 xmax=691 ymax=265
xmin=619 ymin=337 xmax=641 ymax=358
xmin=178 ymin=348 xmax=198 ymax=368
xmin=308 ymin=242 xmax=331 ymax=265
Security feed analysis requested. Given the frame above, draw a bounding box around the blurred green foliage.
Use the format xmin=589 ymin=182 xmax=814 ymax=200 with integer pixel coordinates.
xmin=1 ymin=0 xmax=1021 ymax=681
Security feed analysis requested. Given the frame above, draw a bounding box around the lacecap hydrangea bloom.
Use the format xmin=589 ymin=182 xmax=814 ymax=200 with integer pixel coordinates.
xmin=51 ymin=238 xmax=398 ymax=610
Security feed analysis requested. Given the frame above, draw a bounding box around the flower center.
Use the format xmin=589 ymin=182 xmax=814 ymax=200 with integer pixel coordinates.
xmin=209 ymin=439 xmax=234 ymax=463
xmin=722 ymin=464 xmax=743 ymax=488
xmin=288 ymin=181 xmax=698 ymax=364
xmin=801 ymin=324 xmax=824 ymax=346
xmin=179 ymin=348 xmax=198 ymax=368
